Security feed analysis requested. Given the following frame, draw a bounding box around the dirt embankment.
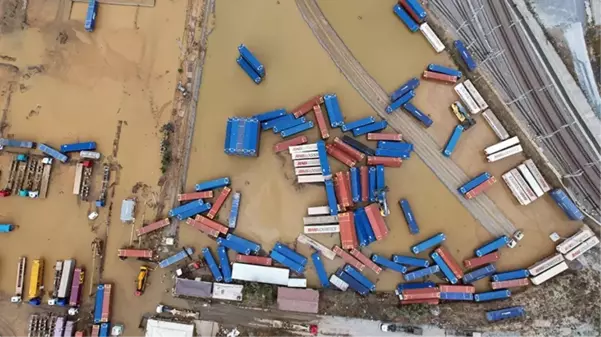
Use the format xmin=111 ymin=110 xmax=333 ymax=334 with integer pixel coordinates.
xmin=1 ymin=0 xmax=27 ymax=34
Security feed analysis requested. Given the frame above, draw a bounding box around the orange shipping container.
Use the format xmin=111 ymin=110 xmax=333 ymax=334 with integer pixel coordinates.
xmin=364 ymin=203 xmax=389 ymax=240
xmin=292 ymin=95 xmax=324 ymax=118
xmin=333 ymin=246 xmax=365 ymax=271
xmin=350 ymin=249 xmax=382 ymax=274
xmin=422 ymin=71 xmax=458 ymax=84
xmin=360 ymin=166 xmax=369 ymax=202
xmin=313 ymin=105 xmax=330 ymax=139
xmin=367 ymin=156 xmax=402 ymax=167
xmin=195 ymin=215 xmax=229 ymax=235
xmin=207 ymin=187 xmax=232 ymax=219
xmin=177 ymin=191 xmax=213 ymax=202
xmin=333 ymin=137 xmax=365 ymax=161
xmin=435 ymin=246 xmax=464 ymax=279
xmin=186 ymin=218 xmax=219 ymax=238
xmin=491 ymin=278 xmax=529 ymax=290
xmin=366 ymin=133 xmax=403 ymax=141
xmin=338 ymin=212 xmax=358 ymax=250
xmin=273 ymin=136 xmax=308 ymax=153
xmin=326 ymin=144 xmax=357 ymax=167
xmin=463 ymin=251 xmax=500 ymax=269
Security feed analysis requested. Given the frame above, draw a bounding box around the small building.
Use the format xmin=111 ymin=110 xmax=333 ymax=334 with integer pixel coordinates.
xmin=145 ymin=319 xmax=194 ymax=337
xmin=277 ymin=287 xmax=319 ymax=314
xmin=120 ymin=199 xmax=136 ymax=223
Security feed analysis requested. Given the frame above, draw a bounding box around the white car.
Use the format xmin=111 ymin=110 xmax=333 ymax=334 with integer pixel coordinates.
xmin=513 ymin=230 xmax=524 ymax=241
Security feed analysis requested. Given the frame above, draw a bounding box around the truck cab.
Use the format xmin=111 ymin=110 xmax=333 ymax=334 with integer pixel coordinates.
xmin=135 ymin=266 xmax=149 ymax=296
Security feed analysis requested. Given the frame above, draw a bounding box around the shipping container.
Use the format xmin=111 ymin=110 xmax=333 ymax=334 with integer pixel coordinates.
xmin=217 ymin=246 xmax=232 ymax=283
xmin=557 ymin=226 xmax=594 ymax=254
xmin=290 ymin=143 xmax=318 ymax=153
xmin=186 ymin=218 xmax=220 ymax=238
xmin=0 ymin=138 xmax=34 ymax=149
xmin=462 ymin=264 xmax=496 ymax=284
xmin=400 ymin=298 xmax=440 ymax=305
xmin=401 ymin=288 xmax=441 ymax=300
xmin=207 ymin=187 xmax=232 ymax=219
xmin=100 ymin=284 xmax=111 ymax=322
xmin=486 ymin=306 xmax=525 ymax=322
xmin=253 ymin=108 xmax=286 ymax=122
xmin=93 ymin=284 xmax=104 ymax=323
xmin=326 ymin=144 xmax=357 ymax=167
xmin=342 ymin=117 xmax=376 ymax=132
xmin=396 ymin=281 xmax=436 ymax=294
xmin=235 ymin=254 xmax=273 ymax=266
xmin=454 ymin=83 xmax=481 ymax=114
xmin=475 ymin=235 xmax=510 ymax=257
xmin=333 ymin=246 xmax=365 ymax=271
xmin=517 ymin=164 xmax=544 ymax=197
xmin=339 ymin=212 xmax=358 ymax=249
xmin=454 ymin=40 xmax=477 ymax=71
xmin=99 ymin=323 xmax=110 ymax=337
xmin=368 ymin=167 xmax=377 ymax=202
xmin=294 ymin=159 xmax=321 ymax=168
xmin=442 ymin=125 xmax=464 ymax=157
xmin=38 ymin=144 xmax=68 ymax=163
xmin=355 ymin=208 xmax=376 ymax=243
xmin=390 ymin=78 xmax=420 ymax=103
xmin=274 ymin=242 xmax=307 ymax=266
xmin=431 ymin=252 xmax=458 ymax=284
xmin=292 ymin=95 xmax=323 ymax=118
xmin=484 ymin=136 xmax=520 ymax=155
xmin=173 ymin=278 xmax=213 ymax=298
xmin=0 ymin=224 xmax=15 ymax=232
xmin=212 ymin=283 xmax=243 ymax=301
xmin=91 ymin=325 xmax=100 ymax=337
xmin=401 ymin=102 xmax=433 ymax=128
xmin=465 ymin=177 xmax=497 ymax=199
xmin=481 ymin=109 xmax=510 ymax=140
xmin=273 ymin=117 xmax=307 ymax=133
xmin=439 ymin=285 xmax=475 ymax=293
xmin=158 ymin=248 xmax=194 ymax=268
xmin=349 ymin=249 xmax=382 ymax=274
xmin=368 ymin=133 xmax=403 ymax=142
xmin=307 ymin=206 xmax=330 ymax=216
xmin=492 ymin=269 xmax=530 ymax=282
xmin=64 ymin=320 xmax=74 ymax=337
xmin=80 ymin=151 xmax=101 ymax=160
xmin=511 ymin=169 xmax=538 ymax=202
xmin=374 ymin=148 xmax=410 ymax=158
xmin=491 ymin=278 xmax=530 ymax=290
xmin=61 ymin=142 xmax=96 ymax=153
xmin=232 ymin=263 xmax=289 ymax=285
xmin=419 ymin=23 xmax=445 ymax=53
xmin=262 ymin=114 xmax=294 ymax=131
xmin=464 ymin=252 xmax=500 ymax=269
xmin=440 ymin=292 xmax=474 ymax=301
xmin=226 ymin=234 xmax=260 ymax=253
xmin=169 ymin=199 xmax=203 ymax=217
xmin=344 ymin=265 xmax=375 ymax=291
xmin=365 ymin=203 xmax=389 ymax=240
xmin=324 ymin=179 xmax=338 ymax=215
xmin=269 ymin=250 xmax=304 ymax=274
xmin=376 ymin=165 xmax=385 ymax=192
xmin=195 ymin=177 xmax=230 ymax=192
xmin=528 ymin=253 xmax=564 ymax=276
xmin=84 ymin=0 xmax=97 ymax=32
xmin=403 ymin=265 xmax=441 ymax=281
xmin=324 ymin=94 xmax=344 ymax=128
xmin=330 ymin=274 xmax=349 ymax=291
xmin=427 ymin=64 xmax=462 ymax=78
xmin=474 ymin=290 xmax=511 ymax=302
xmin=487 ymin=145 xmax=523 ymax=163
xmin=523 ymin=159 xmax=551 ymax=192
xmin=458 ymin=172 xmax=491 ymax=195
xmin=69 ymin=268 xmax=84 ymax=307
xmin=174 ymin=202 xmax=212 ymax=221
xmin=352 ymin=120 xmax=388 ymax=137
xmin=238 ymin=44 xmax=264 ymax=76
xmin=405 ymin=0 xmax=427 ymax=20
xmin=177 ymin=191 xmax=213 ymax=202
xmin=502 ymin=171 xmax=532 ymax=205
xmin=565 ymin=236 xmax=599 ymax=261
xmin=311 ymin=253 xmax=329 ymax=288
xmin=393 ymin=4 xmax=419 ymax=32
xmin=117 ymin=249 xmax=153 ymax=259
xmin=350 ymin=167 xmax=361 ymax=203
xmin=372 ymin=254 xmax=408 ymax=274
xmin=399 ymin=199 xmax=419 ymax=234
xmin=411 ymin=233 xmax=446 ymax=254
xmin=377 ymin=141 xmax=413 ymax=152
xmin=57 ymin=259 xmax=75 ymax=300
xmin=367 ymin=156 xmax=403 ymax=167
xmin=228 ymin=192 xmax=241 ymax=229
xmin=386 ymin=90 xmax=416 ymax=113
xmin=463 ymin=80 xmax=488 ymax=110
xmin=236 ymin=56 xmax=262 ymax=84
xmin=359 ymin=166 xmax=369 ymax=202
xmin=297 ymin=234 xmax=336 ymax=260
xmin=312 ymin=104 xmax=330 ymax=139
xmin=277 ymin=287 xmax=319 ymax=313
xmin=392 ymin=255 xmax=429 ymax=268
xmin=333 ymin=137 xmax=365 ymax=161
xmin=335 ymin=270 xmax=369 ymax=296
xmin=292 ymin=151 xmax=319 ymax=161
xmin=340 ymin=136 xmax=376 ymax=156
xmin=422 ymin=71 xmax=458 ymax=84
xmin=550 ymin=189 xmax=584 ymax=221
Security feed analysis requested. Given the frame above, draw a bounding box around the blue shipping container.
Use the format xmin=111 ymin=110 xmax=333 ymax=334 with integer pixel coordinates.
xmin=443 ymin=125 xmax=464 ymax=157
xmin=159 ymin=248 xmax=195 ymax=268
xmin=440 ymin=292 xmax=474 ymax=301
xmin=175 ymin=203 xmax=212 ymax=221
xmin=224 ymin=119 xmax=233 ymax=154
xmin=396 ymin=281 xmax=436 ymax=294
xmin=427 ymin=64 xmax=463 ymax=78
xmin=393 ymin=4 xmax=419 ymax=32
xmin=376 ymin=165 xmax=385 ymax=191
xmin=238 ymin=44 xmax=265 ymax=77
xmin=374 ymin=148 xmax=410 ymax=159
xmin=99 ymin=323 xmax=110 ymax=337
xmin=492 ymin=269 xmax=530 ymax=282
xmin=390 ymin=77 xmax=420 ymax=102
xmin=341 ymin=117 xmax=376 ymax=132
xmin=273 ymin=117 xmax=306 ymax=133
xmin=474 ymin=290 xmax=511 ymax=302
xmin=403 ymin=102 xmax=433 ymax=128
xmin=406 ymin=0 xmax=427 ymax=20
xmin=403 ymin=265 xmax=440 ymax=281
xmin=463 ymin=264 xmax=496 ymax=284
xmin=274 ymin=242 xmax=307 ymax=266
xmin=411 ymin=233 xmax=446 ymax=254
xmin=84 ymin=0 xmax=98 ymax=32
xmin=217 ymin=237 xmax=251 ymax=255
xmin=350 ymin=167 xmax=361 ymax=203
xmin=353 ymin=211 xmax=368 ymax=247
xmin=486 ymin=306 xmax=525 ymax=322
xmin=324 ymin=94 xmax=344 ymax=128
xmin=270 ymin=250 xmax=304 ymax=274
xmin=227 ymin=234 xmax=261 ymax=254
xmin=228 ymin=192 xmax=241 ymax=229
xmin=195 ymin=177 xmax=230 ymax=192
xmin=344 ymin=265 xmax=376 ymax=291
xmin=0 ymin=224 xmax=14 ymax=232
xmin=317 ymin=140 xmax=332 ymax=178
xmin=454 ymin=40 xmax=477 ymax=71
xmin=281 ymin=121 xmax=314 ymax=138
xmin=550 ymin=189 xmax=585 ymax=221
xmin=169 ymin=200 xmax=204 ymax=217
xmin=324 ymin=179 xmax=338 ymax=216
xmin=392 ymin=255 xmax=429 ymax=268
xmin=356 ymin=208 xmax=375 ymax=243
xmin=371 ymin=254 xmax=408 ymax=274
xmin=60 ymin=141 xmax=96 ymax=153
xmin=368 ymin=166 xmax=377 ymax=202
xmin=341 ymin=136 xmax=376 ymax=156
xmin=37 ymin=144 xmax=68 ymax=163
xmin=458 ymin=172 xmax=492 ymax=195
xmin=377 ymin=141 xmax=413 ymax=152
xmin=353 ymin=120 xmax=388 ymax=137
xmin=431 ymin=252 xmax=458 ymax=284
xmin=311 ymin=252 xmax=330 ymax=288
xmin=236 ymin=56 xmax=262 ymax=84
xmin=386 ymin=90 xmax=415 ymax=113
xmin=475 ymin=235 xmax=510 ymax=257
xmin=335 ymin=270 xmax=369 ymax=296
xmin=399 ymin=199 xmax=419 ymax=235
xmin=262 ymin=114 xmax=294 ymax=130
xmin=217 ymin=246 xmax=232 ymax=283
xmin=93 ymin=284 xmax=104 ymax=323
xmin=253 ymin=108 xmax=286 ymax=122
xmin=202 ymin=247 xmax=224 ymax=282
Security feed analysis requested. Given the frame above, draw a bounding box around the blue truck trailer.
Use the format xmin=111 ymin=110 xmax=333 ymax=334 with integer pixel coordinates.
xmin=368 ymin=166 xmax=377 ymax=202
xmin=474 ymin=290 xmax=511 ymax=302
xmin=228 ymin=192 xmax=241 ymax=229
xmin=93 ymin=284 xmax=105 ymax=323
xmin=342 ymin=117 xmax=376 ymax=132
xmin=236 ymin=57 xmax=262 ymax=84
xmin=371 ymin=254 xmax=408 ymax=274
xmin=311 ymin=253 xmax=330 ymax=287
xmin=341 ymin=136 xmax=376 ymax=156
xmin=262 ymin=114 xmax=294 ymax=130
xmin=227 ymin=234 xmax=261 ymax=254
xmin=393 ymin=4 xmax=419 ymax=32
xmin=324 ymin=180 xmax=338 ymax=216
xmin=238 ymin=44 xmax=265 ymax=77
xmin=274 ymin=242 xmax=307 ymax=266
xmin=396 ymin=281 xmax=436 ymax=294
xmin=442 ymin=125 xmax=464 ymax=157
xmin=411 ymin=233 xmax=446 ymax=254
xmin=390 ymin=78 xmax=420 ymax=102
xmin=253 ymin=108 xmax=286 ymax=122
xmin=492 ymin=269 xmax=530 ymax=282
xmin=350 ymin=167 xmax=361 ymax=203
xmin=324 ymin=94 xmax=344 ymax=128
xmin=37 ymin=144 xmax=68 ymax=163
xmin=454 ymin=40 xmax=477 ymax=71
xmin=427 ymin=64 xmax=462 ymax=78
xmin=316 ymin=140 xmax=332 ymax=177
xmin=386 ymin=90 xmax=415 ymax=113
xmin=374 ymin=148 xmax=410 ymax=158
xmin=463 ymin=264 xmax=496 ymax=284
xmin=195 ymin=177 xmax=230 ymax=192
xmin=355 ymin=208 xmax=375 ymax=243
xmin=431 ymin=252 xmax=458 ymax=284
xmin=392 ymin=255 xmax=429 ymax=268
xmin=353 ymin=211 xmax=368 ymax=246
xmin=399 ymin=199 xmax=419 ymax=234
xmin=403 ymin=265 xmax=440 ymax=281
xmin=217 ymin=246 xmax=232 ymax=283
xmin=440 ymin=292 xmax=474 ymax=301
xmin=344 ymin=265 xmax=376 ymax=291
xmin=335 ymin=270 xmax=369 ymax=296
xmin=217 ymin=237 xmax=251 ymax=255
xmin=402 ymin=102 xmax=433 ymax=127
xmin=475 ymin=235 xmax=510 ymax=257
xmin=84 ymin=0 xmax=98 ymax=32
xmin=202 ymin=247 xmax=224 ymax=282
xmin=458 ymin=172 xmax=491 ymax=194
xmin=0 ymin=138 xmax=34 ymax=149
xmin=159 ymin=248 xmax=194 ymax=268
xmin=280 ymin=121 xmax=314 ymax=138
xmin=270 ymin=250 xmax=304 ymax=274
xmin=406 ymin=0 xmax=427 ymax=21
xmin=486 ymin=306 xmax=525 ymax=322
xmin=175 ymin=203 xmax=212 ymax=221
xmin=352 ymin=120 xmax=388 ymax=137
xmin=60 ymin=141 xmax=96 ymax=153
xmin=549 ymin=189 xmax=585 ymax=221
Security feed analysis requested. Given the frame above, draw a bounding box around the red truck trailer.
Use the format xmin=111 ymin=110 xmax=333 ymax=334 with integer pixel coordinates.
xmin=100 ymin=284 xmax=111 ymax=322
xmin=292 ymin=95 xmax=323 ymax=118
xmin=338 ymin=212 xmax=358 ymax=250
xmin=118 ymin=249 xmax=153 ymax=260
xmin=136 ymin=218 xmax=170 ymax=237
xmin=350 ymin=249 xmax=382 ymax=274
xmin=236 ymin=254 xmax=273 ymax=266
xmin=333 ymin=246 xmax=365 ymax=271
xmin=326 ymin=145 xmax=356 ymax=167
xmin=313 ymin=105 xmax=329 ymax=140
xmin=464 ymin=251 xmax=500 ymax=269
xmin=207 ymin=187 xmax=231 ymax=219
xmin=186 ymin=218 xmax=219 ymax=238
xmin=177 ymin=191 xmax=213 ymax=202
xmin=367 ymin=156 xmax=402 ymax=167
xmin=273 ymin=136 xmax=308 ymax=153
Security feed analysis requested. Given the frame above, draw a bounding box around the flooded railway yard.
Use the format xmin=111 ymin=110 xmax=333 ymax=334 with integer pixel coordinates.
xmin=0 ymin=0 xmax=595 ymax=336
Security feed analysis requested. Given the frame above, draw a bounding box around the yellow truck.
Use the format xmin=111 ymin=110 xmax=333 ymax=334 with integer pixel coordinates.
xmin=28 ymin=259 xmax=44 ymax=302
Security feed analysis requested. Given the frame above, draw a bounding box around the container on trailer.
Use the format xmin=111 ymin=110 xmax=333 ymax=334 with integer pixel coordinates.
xmin=38 ymin=144 xmax=68 ymax=163
xmin=419 ymin=23 xmax=445 ymax=53
xmin=557 ymin=226 xmax=594 ymax=254
xmin=550 ymin=189 xmax=584 ymax=221
xmin=99 ymin=323 xmax=109 ymax=337
xmin=297 ymin=234 xmax=337 ymax=260
xmin=486 ymin=306 xmax=525 ymax=322
xmin=390 ymin=78 xmax=420 ymax=102
xmin=330 ymin=274 xmax=349 ymax=291
xmin=324 ymin=180 xmax=338 ymax=216
xmin=475 ymin=235 xmax=510 ymax=257
xmin=335 ymin=270 xmax=369 ymax=296
xmin=100 ymin=284 xmax=111 ymax=322
xmin=403 ymin=265 xmax=441 ymax=281
xmin=465 ymin=177 xmax=497 ymax=199
xmin=173 ymin=278 xmax=212 ymax=298
xmin=274 ymin=242 xmax=307 ymax=266
xmin=435 ymin=246 xmax=464 ymax=279
xmin=226 ymin=234 xmax=260 ymax=253
xmin=355 ymin=208 xmax=375 ymax=243
xmin=0 ymin=224 xmax=15 ymax=232
xmin=333 ymin=246 xmax=365 ymax=271
xmin=462 ymin=264 xmax=496 ymax=284
xmin=458 ymin=172 xmax=492 ymax=194
xmin=262 ymin=114 xmax=294 ymax=131
xmin=396 ymin=281 xmax=436 ymax=294
xmin=474 ymin=290 xmax=511 ymax=302
xmin=422 ymin=71 xmax=458 ymax=84
xmin=277 ymin=287 xmax=319 ymax=313
xmin=375 ymin=148 xmax=410 ymax=158
xmin=350 ymin=167 xmax=361 ymax=203
xmin=80 ymin=151 xmax=101 ymax=160
xmin=565 ymin=236 xmax=599 ymax=261
xmin=482 ymin=109 xmax=510 ymax=140
xmin=0 ymin=138 xmax=34 ymax=149
xmin=440 ymin=292 xmax=474 ymax=301
xmin=393 ymin=4 xmax=419 ymax=32
xmin=464 ymin=251 xmax=500 ymax=269
xmin=253 ymin=108 xmax=286 ymax=122
xmin=53 ymin=317 xmax=64 ymax=336
xmin=69 ymin=267 xmax=84 ymax=307
xmin=372 ymin=254 xmax=407 ymax=274
xmin=386 ymin=91 xmax=415 ymax=113
xmin=236 ymin=56 xmax=262 ymax=84
xmin=399 ymin=199 xmax=419 ymax=234
xmin=235 ymin=254 xmax=272 ymax=266
xmin=492 ymin=269 xmax=530 ymax=282
xmin=368 ymin=167 xmax=377 ymax=202
xmin=313 ymin=104 xmax=330 ymax=139
xmin=365 ymin=203 xmax=389 ymax=240
xmin=93 ymin=284 xmax=104 ymax=323
xmin=28 ymin=259 xmax=44 ymax=300
xmin=273 ymin=117 xmax=307 ymax=133
xmin=528 ymin=253 xmax=564 ymax=276
xmin=194 ymin=215 xmax=228 ymax=234
xmin=502 ymin=171 xmax=531 ymax=205
xmin=315 ymin=140 xmax=333 ymax=178
xmin=217 ymin=246 xmax=232 ymax=283
xmin=339 ymin=212 xmax=358 ymax=249
xmin=411 ymin=233 xmax=446 ymax=254
xmin=439 ymin=285 xmax=475 ymax=293
xmin=342 ymin=117 xmax=376 ymax=132
xmin=377 ymin=141 xmax=413 ymax=152
xmin=158 ymin=248 xmax=194 ymax=268
xmin=352 ymin=120 xmax=388 ymax=137
xmin=311 ymin=253 xmax=329 ymax=287
xmin=323 ymin=94 xmax=344 ymax=128
xmin=207 ymin=187 xmax=231 ymax=219
xmin=442 ymin=125 xmax=464 ymax=157
xmin=91 ymin=325 xmax=100 ymax=337
xmin=376 ymin=165 xmax=385 ymax=191
xmin=341 ymin=136 xmax=376 ymax=156
xmin=177 ymin=191 xmax=213 ymax=202
xmin=392 ymin=255 xmax=429 ymax=268
xmin=491 ymin=278 xmax=530 ymax=290
xmin=238 ymin=44 xmax=264 ymax=76
xmin=61 ymin=142 xmax=96 ymax=153
xmin=195 ymin=177 xmax=230 ymax=192
xmin=333 ymin=137 xmax=365 ymax=161
xmin=431 ymin=252 xmax=458 ymax=284
xmin=227 ymin=192 xmax=241 ymax=229
xmin=427 ymin=64 xmax=462 ymax=78
xmin=212 ymin=283 xmax=243 ymax=301
xmin=405 ymin=0 xmax=427 ymax=20
xmin=326 ymin=144 xmax=357 ymax=167
xmin=487 ymin=145 xmax=524 ymax=163
xmin=294 ymin=159 xmax=321 ymax=168
xmin=270 ymin=250 xmax=304 ymax=274
xmin=64 ymin=320 xmax=74 ymax=337
xmin=292 ymin=95 xmax=324 ymax=118
xmin=367 ymin=156 xmax=402 ymax=167
xmin=454 ymin=40 xmax=477 ymax=71
xmin=231 ymin=263 xmax=289 ymax=286
xmin=454 ymin=83 xmax=481 ymax=114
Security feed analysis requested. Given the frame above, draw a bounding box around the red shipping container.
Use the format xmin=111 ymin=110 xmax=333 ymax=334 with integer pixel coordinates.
xmin=435 ymin=246 xmax=464 ymax=279
xmin=399 ymin=0 xmax=422 ymax=23
xmin=186 ymin=218 xmax=219 ymax=238
xmin=438 ymin=285 xmax=475 ymax=293
xmin=136 ymin=218 xmax=170 ymax=237
xmin=366 ymin=133 xmax=403 ymax=141
xmin=491 ymin=278 xmax=530 ymax=290
xmin=334 ymin=172 xmax=351 ymax=208
xmin=401 ymin=288 xmax=441 ymax=300
xmin=195 ymin=215 xmax=229 ymax=235
xmin=235 ymin=254 xmax=273 ymax=266
xmin=101 ymin=284 xmax=111 ymax=322
xmin=422 ymin=71 xmax=458 ymax=84
xmin=465 ymin=177 xmax=497 ymax=199
xmin=350 ymin=248 xmax=382 ymax=274
xmin=463 ymin=251 xmax=500 ymax=269
xmin=207 ymin=187 xmax=232 ymax=219
xmin=333 ymin=245 xmax=365 ymax=271
xmin=360 ymin=166 xmax=369 ymax=202
xmin=343 ymin=171 xmax=354 ymax=208
xmin=90 ymin=325 xmax=100 ymax=337
xmin=400 ymin=298 xmax=440 ymax=305
xmin=333 ymin=137 xmax=365 ymax=161
xmin=313 ymin=104 xmax=330 ymax=139
xmin=338 ymin=212 xmax=358 ymax=249
xmin=367 ymin=156 xmax=402 ymax=167
xmin=177 ymin=191 xmax=213 ymax=202
xmin=364 ymin=203 xmax=389 ymax=240
xmin=292 ymin=95 xmax=324 ymax=118
xmin=326 ymin=144 xmax=357 ymax=167
xmin=273 ymin=136 xmax=308 ymax=153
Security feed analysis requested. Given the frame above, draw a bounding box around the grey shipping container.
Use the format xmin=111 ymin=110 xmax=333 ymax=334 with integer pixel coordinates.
xmin=173 ymin=278 xmax=212 ymax=299
xmin=277 ymin=287 xmax=319 ymax=314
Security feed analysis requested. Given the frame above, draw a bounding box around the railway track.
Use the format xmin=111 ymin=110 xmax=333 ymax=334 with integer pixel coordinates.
xmin=295 ymin=0 xmax=516 ymax=236
xmin=429 ymin=0 xmax=601 ymax=220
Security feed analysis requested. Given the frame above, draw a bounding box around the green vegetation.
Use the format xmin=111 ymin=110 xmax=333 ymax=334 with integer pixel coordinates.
xmin=160 ymin=123 xmax=174 ymax=174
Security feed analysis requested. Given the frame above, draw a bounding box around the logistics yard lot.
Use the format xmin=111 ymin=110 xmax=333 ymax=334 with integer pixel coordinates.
xmin=0 ymin=0 xmax=596 ymax=335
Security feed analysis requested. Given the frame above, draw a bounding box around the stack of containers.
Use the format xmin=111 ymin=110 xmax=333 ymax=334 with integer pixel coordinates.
xmin=386 ymin=78 xmax=433 ymax=128
xmin=485 ymin=136 xmax=523 ymax=163
xmin=269 ymin=242 xmax=307 ymax=274
xmin=289 ymin=143 xmax=324 ymax=184
xmin=237 ymin=44 xmax=265 ymax=84
xmin=501 ymin=158 xmax=551 ymax=206
xmin=224 ymin=117 xmax=261 ymax=157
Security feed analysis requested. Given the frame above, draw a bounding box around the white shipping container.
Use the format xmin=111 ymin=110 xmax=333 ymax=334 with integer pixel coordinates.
xmin=307 ymin=206 xmax=330 ymax=216
xmin=289 ymin=144 xmax=318 ymax=153
xmin=303 ymin=215 xmax=339 ymax=225
xmin=294 ymin=159 xmax=320 ymax=168
xmin=231 ymin=263 xmax=290 ymax=286
xmin=419 ymin=22 xmax=445 ymax=53
xmin=287 ymin=278 xmax=307 ymax=288
xmin=454 ymin=83 xmax=481 ymax=114
xmin=482 ymin=109 xmax=510 ymax=140
xmin=517 ymin=164 xmax=544 ymax=197
xmin=212 ymin=283 xmax=243 ymax=301
xmin=329 ymin=274 xmax=349 ymax=291
xmin=511 ymin=169 xmax=538 ymax=202
xmin=556 ymin=226 xmax=594 ymax=254
xmin=295 ymin=167 xmax=322 ymax=176
xmin=564 ymin=236 xmax=599 ymax=261
xmin=291 ymin=151 xmax=319 ymax=160
xmin=297 ymin=175 xmax=325 ymax=184
xmin=524 ymin=159 xmax=551 ymax=192
xmin=296 ymin=234 xmax=337 ymax=260
xmin=73 ymin=163 xmax=84 ymax=195
xmin=57 ymin=259 xmax=75 ymax=299
xmin=303 ymin=225 xmax=340 ymax=234
xmin=487 ymin=144 xmax=523 ymax=162
xmin=80 ymin=151 xmax=101 ymax=160
xmin=502 ymin=171 xmax=530 ymax=205
xmin=530 ymin=261 xmax=569 ymax=285
xmin=463 ymin=79 xmax=488 ymax=110
xmin=528 ymin=253 xmax=564 ymax=276
xmin=484 ymin=136 xmax=520 ymax=155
